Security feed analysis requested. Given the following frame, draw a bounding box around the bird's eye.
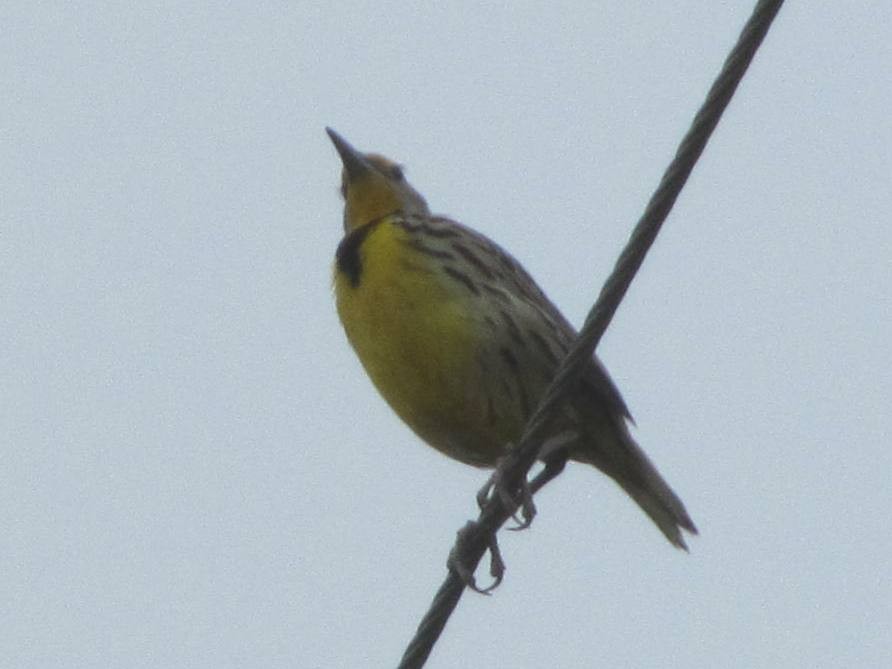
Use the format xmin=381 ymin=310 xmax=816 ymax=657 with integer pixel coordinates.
xmin=390 ymin=165 xmax=404 ymax=181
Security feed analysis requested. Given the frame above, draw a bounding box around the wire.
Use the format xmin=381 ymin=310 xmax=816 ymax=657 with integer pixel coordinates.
xmin=397 ymin=2 xmax=785 ymax=667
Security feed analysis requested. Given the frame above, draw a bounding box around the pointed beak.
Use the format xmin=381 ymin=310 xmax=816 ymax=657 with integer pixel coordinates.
xmin=326 ymin=127 xmax=372 ymax=181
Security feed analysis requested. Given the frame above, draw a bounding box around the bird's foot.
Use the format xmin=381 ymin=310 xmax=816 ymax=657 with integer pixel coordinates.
xmin=506 ymin=478 xmax=536 ymax=531
xmin=448 ymin=521 xmax=505 ymax=594
xmin=476 ymin=452 xmax=537 ymax=529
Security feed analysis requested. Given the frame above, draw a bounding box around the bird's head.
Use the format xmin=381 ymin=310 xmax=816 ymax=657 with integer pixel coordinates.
xmin=326 ymin=127 xmax=430 ymax=233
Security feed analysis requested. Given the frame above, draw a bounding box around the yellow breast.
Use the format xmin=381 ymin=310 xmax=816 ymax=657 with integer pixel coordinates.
xmin=333 ymin=217 xmax=506 ymax=465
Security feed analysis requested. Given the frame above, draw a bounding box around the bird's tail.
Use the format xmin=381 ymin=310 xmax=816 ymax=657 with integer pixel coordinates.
xmin=577 ymin=416 xmax=697 ymax=549
xmin=615 ymin=456 xmax=698 ymax=550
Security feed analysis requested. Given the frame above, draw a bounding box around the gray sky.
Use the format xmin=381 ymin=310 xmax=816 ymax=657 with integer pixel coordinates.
xmin=3 ymin=3 xmax=890 ymax=668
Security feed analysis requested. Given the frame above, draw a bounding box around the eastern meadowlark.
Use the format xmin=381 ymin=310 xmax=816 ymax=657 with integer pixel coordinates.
xmin=328 ymin=128 xmax=697 ymax=549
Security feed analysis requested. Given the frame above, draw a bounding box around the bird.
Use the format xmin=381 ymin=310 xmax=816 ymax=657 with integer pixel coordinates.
xmin=327 ymin=127 xmax=697 ymax=549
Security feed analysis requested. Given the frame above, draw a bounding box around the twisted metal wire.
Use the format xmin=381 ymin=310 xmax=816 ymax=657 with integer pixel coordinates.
xmin=397 ymin=2 xmax=785 ymax=667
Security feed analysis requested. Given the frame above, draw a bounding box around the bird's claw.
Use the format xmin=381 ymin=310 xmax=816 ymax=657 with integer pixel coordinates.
xmin=448 ymin=521 xmax=505 ymax=594
xmin=476 ymin=455 xmax=538 ymax=530
xmin=506 ymin=479 xmax=536 ymax=530
xmin=475 ymin=475 xmax=494 ymax=512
